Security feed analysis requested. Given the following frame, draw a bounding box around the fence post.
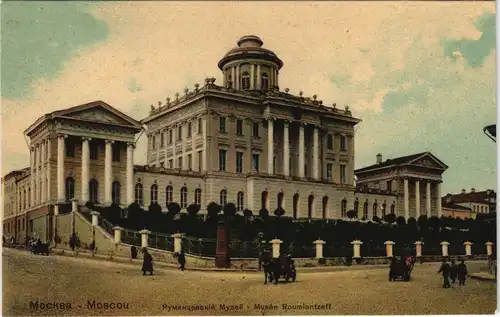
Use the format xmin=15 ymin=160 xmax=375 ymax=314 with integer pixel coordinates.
xmin=173 ymin=233 xmax=183 ymax=253
xmin=139 ymin=229 xmax=150 ymax=248
xmin=384 ymin=241 xmax=395 ymax=257
xmin=351 ymin=240 xmax=363 ymax=258
xmin=440 ymin=241 xmax=450 ymax=257
xmin=90 ymin=211 xmax=100 ymax=227
xmin=486 ymin=242 xmax=494 ymax=256
xmin=71 ymin=199 xmax=78 ymax=235
xmin=271 ymin=239 xmax=282 ymax=259
xmin=464 ymin=241 xmax=473 ymax=256
xmin=113 ymin=226 xmax=122 ymax=244
xmin=314 ymin=240 xmax=325 ymax=259
xmin=414 ymin=241 xmax=423 ymax=257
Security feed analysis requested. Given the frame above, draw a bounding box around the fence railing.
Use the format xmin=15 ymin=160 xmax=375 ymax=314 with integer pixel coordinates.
xmin=121 ymin=229 xmax=141 ymax=247
xmin=148 ymin=232 xmax=174 ymax=252
xmin=182 ymin=236 xmax=216 ymax=257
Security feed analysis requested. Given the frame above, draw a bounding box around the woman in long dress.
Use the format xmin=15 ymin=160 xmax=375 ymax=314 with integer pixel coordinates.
xmin=142 ymin=248 xmax=154 ymax=276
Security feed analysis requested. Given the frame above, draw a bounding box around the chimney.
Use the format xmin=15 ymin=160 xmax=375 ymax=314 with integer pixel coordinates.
xmin=461 ymin=189 xmax=466 ymax=194
xmin=376 ymin=153 xmax=382 ymax=164
xmin=471 ymin=188 xmax=476 ymax=193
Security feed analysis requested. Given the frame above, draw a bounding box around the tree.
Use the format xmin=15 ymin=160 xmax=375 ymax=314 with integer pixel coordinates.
xmin=346 ymin=210 xmax=356 ymax=221
xmin=187 ymin=204 xmax=201 ymax=217
xmin=167 ymin=202 xmax=181 ymax=217
xmin=243 ymin=209 xmax=253 ymax=218
xmin=383 ymin=213 xmax=396 ymax=225
xmin=85 ymin=201 xmax=95 ymax=210
xmin=396 ymin=216 xmax=406 ymax=227
xmin=148 ymin=202 xmax=162 ymax=213
xmin=206 ymin=202 xmax=222 ymax=219
xmin=223 ymin=203 xmax=237 ymax=219
xmin=259 ymin=208 xmax=269 ymax=219
xmin=372 ymin=215 xmax=381 ymax=223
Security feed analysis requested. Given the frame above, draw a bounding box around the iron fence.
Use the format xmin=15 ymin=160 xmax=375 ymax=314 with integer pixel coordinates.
xmin=182 ymin=236 xmax=216 ymax=257
xmin=98 ymin=216 xmax=115 ymax=236
xmin=148 ymin=232 xmax=174 ymax=251
xmin=121 ymin=229 xmax=141 ymax=246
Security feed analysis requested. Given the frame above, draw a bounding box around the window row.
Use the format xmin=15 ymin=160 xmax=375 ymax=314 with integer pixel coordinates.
xmin=219 ymin=117 xmax=261 ymax=137
xmin=152 ymin=118 xmax=203 ymax=150
xmin=65 ymin=177 xmax=121 ymax=205
xmin=65 ymin=140 xmax=121 ymax=162
xmin=135 ymin=184 xmax=202 ymax=209
xmin=352 ymin=199 xmax=396 ymax=219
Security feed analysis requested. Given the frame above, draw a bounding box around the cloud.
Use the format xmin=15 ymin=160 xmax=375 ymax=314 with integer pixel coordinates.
xmin=1 ymin=2 xmax=109 ymax=100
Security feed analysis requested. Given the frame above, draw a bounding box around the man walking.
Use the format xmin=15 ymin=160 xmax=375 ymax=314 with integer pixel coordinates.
xmin=457 ymin=259 xmax=468 ymax=286
xmin=438 ymin=258 xmax=451 ymax=288
xmin=450 ymin=259 xmax=458 ymax=283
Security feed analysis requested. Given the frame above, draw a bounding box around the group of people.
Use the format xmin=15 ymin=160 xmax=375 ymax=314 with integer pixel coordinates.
xmin=389 ymin=256 xmax=414 ymax=281
xmin=438 ymin=258 xmax=468 ymax=288
xmin=2 ymin=235 xmax=15 ymax=247
xmin=140 ymin=248 xmax=186 ymax=276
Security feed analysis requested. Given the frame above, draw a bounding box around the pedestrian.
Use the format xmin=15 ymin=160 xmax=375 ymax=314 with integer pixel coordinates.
xmin=457 ymin=259 xmax=468 ymax=286
xmin=450 ymin=259 xmax=458 ymax=283
xmin=178 ymin=251 xmax=186 ymax=271
xmin=438 ymin=258 xmax=451 ymax=288
xmin=389 ymin=257 xmax=398 ymax=281
xmin=141 ymin=248 xmax=153 ymax=276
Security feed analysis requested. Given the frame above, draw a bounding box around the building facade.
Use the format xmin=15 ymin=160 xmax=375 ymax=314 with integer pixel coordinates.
xmin=442 ymin=188 xmax=496 ymax=218
xmin=2 ymin=35 xmax=448 ymax=243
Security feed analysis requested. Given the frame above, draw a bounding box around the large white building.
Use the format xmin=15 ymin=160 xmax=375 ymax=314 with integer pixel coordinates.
xmin=2 ymin=35 xmax=448 ymax=243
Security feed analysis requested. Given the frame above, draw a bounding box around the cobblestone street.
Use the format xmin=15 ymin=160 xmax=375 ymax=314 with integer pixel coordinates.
xmin=3 ymin=248 xmax=496 ymax=316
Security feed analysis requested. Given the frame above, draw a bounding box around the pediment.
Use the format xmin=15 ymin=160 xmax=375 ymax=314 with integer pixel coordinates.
xmin=408 ymin=153 xmax=447 ymax=170
xmin=54 ymin=101 xmax=142 ymax=131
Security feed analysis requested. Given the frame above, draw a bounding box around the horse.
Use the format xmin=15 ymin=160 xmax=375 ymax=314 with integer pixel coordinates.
xmin=259 ymin=250 xmax=275 ymax=284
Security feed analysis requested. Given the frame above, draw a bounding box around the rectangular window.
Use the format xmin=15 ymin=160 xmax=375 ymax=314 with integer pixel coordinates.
xmin=89 ymin=142 xmax=98 ymax=160
xmin=188 ymin=154 xmax=192 ymax=170
xmin=220 ymin=117 xmax=226 ymax=133
xmin=273 ymin=156 xmax=276 ymax=174
xmin=177 ymin=125 xmax=182 ymax=141
xmin=327 ymin=135 xmax=333 ymax=150
xmin=252 ymin=123 xmax=259 ymax=137
xmin=198 ymin=151 xmax=202 ymax=172
xmin=65 ymin=140 xmax=75 ymax=157
xmin=112 ymin=144 xmax=120 ymax=162
xmin=160 ymin=132 xmax=165 ymax=147
xmin=236 ymin=119 xmax=243 ymax=136
xmin=252 ymin=154 xmax=260 ymax=172
xmin=387 ymin=180 xmax=392 ymax=192
xmin=304 ymin=164 xmax=308 ymax=177
xmin=198 ymin=118 xmax=203 ymax=134
xmin=160 ymin=161 xmax=164 ymax=168
xmin=219 ymin=149 xmax=227 ymax=171
xmin=169 ymin=130 xmax=173 ymax=144
xmin=168 ymin=159 xmax=173 ymax=168
xmin=188 ymin=122 xmax=192 ymax=138
xmin=236 ymin=151 xmax=244 ymax=173
xmin=327 ymin=163 xmax=333 ymax=180
xmin=152 ymin=136 xmax=156 ymax=150
xmin=340 ymin=136 xmax=347 ymax=152
xmin=178 ymin=157 xmax=183 ymax=170
xmin=340 ymin=165 xmax=346 ymax=184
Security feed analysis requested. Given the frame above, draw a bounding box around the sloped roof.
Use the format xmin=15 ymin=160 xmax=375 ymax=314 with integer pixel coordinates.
xmin=441 ymin=203 xmax=472 ymax=211
xmin=444 ymin=190 xmax=496 ymax=204
xmin=355 ymin=151 xmax=448 ymax=174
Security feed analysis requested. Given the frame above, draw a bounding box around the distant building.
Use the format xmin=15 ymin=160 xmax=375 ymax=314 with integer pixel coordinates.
xmin=442 ymin=188 xmax=496 ymax=218
xmin=441 ymin=202 xmax=472 ymax=220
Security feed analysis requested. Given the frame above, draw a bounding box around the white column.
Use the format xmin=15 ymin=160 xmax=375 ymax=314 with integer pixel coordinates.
xmin=426 ymin=181 xmax=431 ymax=218
xmin=486 ymin=242 xmax=494 ymax=256
xmin=256 ymin=64 xmax=261 ymax=89
xmin=235 ymin=64 xmax=240 ymax=90
xmin=271 ymin=239 xmax=282 ymax=258
xmin=126 ymin=143 xmax=134 ymax=205
xmin=250 ymin=64 xmax=255 ymax=90
xmin=173 ymin=233 xmax=183 ymax=253
xmin=404 ymin=177 xmax=409 ymax=219
xmin=313 ymin=126 xmax=319 ymax=180
xmin=47 ymin=138 xmax=51 ymax=202
xmin=351 ymin=240 xmax=363 ymax=258
xmin=385 ymin=241 xmax=395 ymax=257
xmin=231 ymin=66 xmax=236 ymax=88
xmin=81 ymin=137 xmax=90 ymax=203
xmin=104 ymin=140 xmax=114 ymax=205
xmin=464 ymin=241 xmax=473 ymax=256
xmin=40 ymin=141 xmax=46 ymax=203
xmin=57 ymin=134 xmax=66 ymax=203
xmin=202 ymin=117 xmax=208 ymax=172
xmin=314 ymin=240 xmax=325 ymax=259
xmin=91 ymin=211 xmax=100 ymax=227
xmin=441 ymin=241 xmax=450 ymax=257
xmin=283 ymin=120 xmax=290 ymax=176
xmin=436 ymin=182 xmax=442 ymax=218
xmin=414 ymin=241 xmax=423 ymax=257
xmin=34 ymin=145 xmax=39 ymax=205
xmin=298 ymin=123 xmax=305 ymax=178
xmin=172 ymin=126 xmax=177 ymax=168
xmin=30 ymin=146 xmax=35 ymax=206
xmin=415 ymin=179 xmax=420 ymax=218
xmin=113 ymin=226 xmax=123 ymax=244
xmin=155 ymin=132 xmax=160 ymax=167
xmin=140 ymin=229 xmax=150 ymax=248
xmin=267 ymin=118 xmax=274 ymax=175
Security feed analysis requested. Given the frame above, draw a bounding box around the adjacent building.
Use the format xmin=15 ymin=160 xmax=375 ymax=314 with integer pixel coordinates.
xmin=2 ymin=35 xmax=449 ymax=243
xmin=442 ymin=188 xmax=496 ymax=218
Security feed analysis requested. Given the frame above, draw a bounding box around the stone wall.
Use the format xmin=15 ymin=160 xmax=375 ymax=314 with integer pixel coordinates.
xmin=57 ymin=213 xmax=72 ymax=245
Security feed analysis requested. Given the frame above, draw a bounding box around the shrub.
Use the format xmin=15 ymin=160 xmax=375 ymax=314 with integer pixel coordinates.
xmin=243 ymin=209 xmax=253 ymax=217
xmin=274 ymin=207 xmax=285 ymax=217
xmin=207 ymin=202 xmax=222 ymax=219
xmin=187 ymin=204 xmax=201 ymax=217
xmin=85 ymin=201 xmax=95 ymax=210
xmin=167 ymin=202 xmax=181 ymax=216
xmin=223 ymin=203 xmax=237 ymax=219
xmin=259 ymin=208 xmax=269 ymax=219
xmin=148 ymin=202 xmax=162 ymax=213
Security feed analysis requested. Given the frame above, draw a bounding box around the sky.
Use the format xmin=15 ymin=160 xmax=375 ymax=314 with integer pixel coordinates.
xmin=1 ymin=1 xmax=496 ymax=196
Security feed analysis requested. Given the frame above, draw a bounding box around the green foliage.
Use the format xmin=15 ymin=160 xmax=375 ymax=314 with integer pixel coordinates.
xmin=187 ymin=204 xmax=201 ymax=217
xmin=148 ymin=202 xmax=162 ymax=213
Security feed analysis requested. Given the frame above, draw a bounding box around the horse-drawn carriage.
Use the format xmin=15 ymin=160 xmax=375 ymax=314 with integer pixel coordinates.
xmin=389 ymin=256 xmax=414 ymax=282
xmin=31 ymin=239 xmax=50 ymax=256
xmin=260 ymin=250 xmax=297 ymax=284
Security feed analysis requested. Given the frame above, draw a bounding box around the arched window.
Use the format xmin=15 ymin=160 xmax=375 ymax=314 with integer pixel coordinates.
xmin=180 ymin=187 xmax=188 ymax=208
xmin=23 ymin=189 xmax=26 ymax=209
xmin=89 ymin=179 xmax=99 ymax=203
xmin=277 ymin=192 xmax=284 ymax=209
xmin=341 ymin=199 xmax=347 ymax=217
xmin=241 ymin=72 xmax=250 ymax=90
xmin=261 ymin=73 xmax=269 ymax=90
xmin=363 ymin=200 xmax=369 ymax=219
xmin=27 ymin=187 xmax=31 ymax=207
xmin=293 ymin=194 xmax=299 ymax=219
xmin=150 ymin=184 xmax=158 ymax=204
xmin=354 ymin=198 xmax=359 ymax=218
xmin=382 ymin=202 xmax=387 ymax=218
xmin=135 ymin=183 xmax=143 ymax=205
xmin=237 ymin=191 xmax=244 ymax=212
xmin=373 ymin=202 xmax=378 ymax=219
xmin=308 ymin=195 xmax=314 ymax=219
xmin=194 ymin=188 xmax=202 ymax=206
xmin=322 ymin=196 xmax=329 ymax=219
xmin=65 ymin=177 xmax=75 ymax=201
xmin=261 ymin=191 xmax=268 ymax=210
xmin=112 ymin=181 xmax=121 ymax=205
xmin=166 ymin=186 xmax=173 ymax=206
xmin=391 ymin=202 xmax=395 ymax=214
xmin=220 ymin=190 xmax=227 ymax=207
